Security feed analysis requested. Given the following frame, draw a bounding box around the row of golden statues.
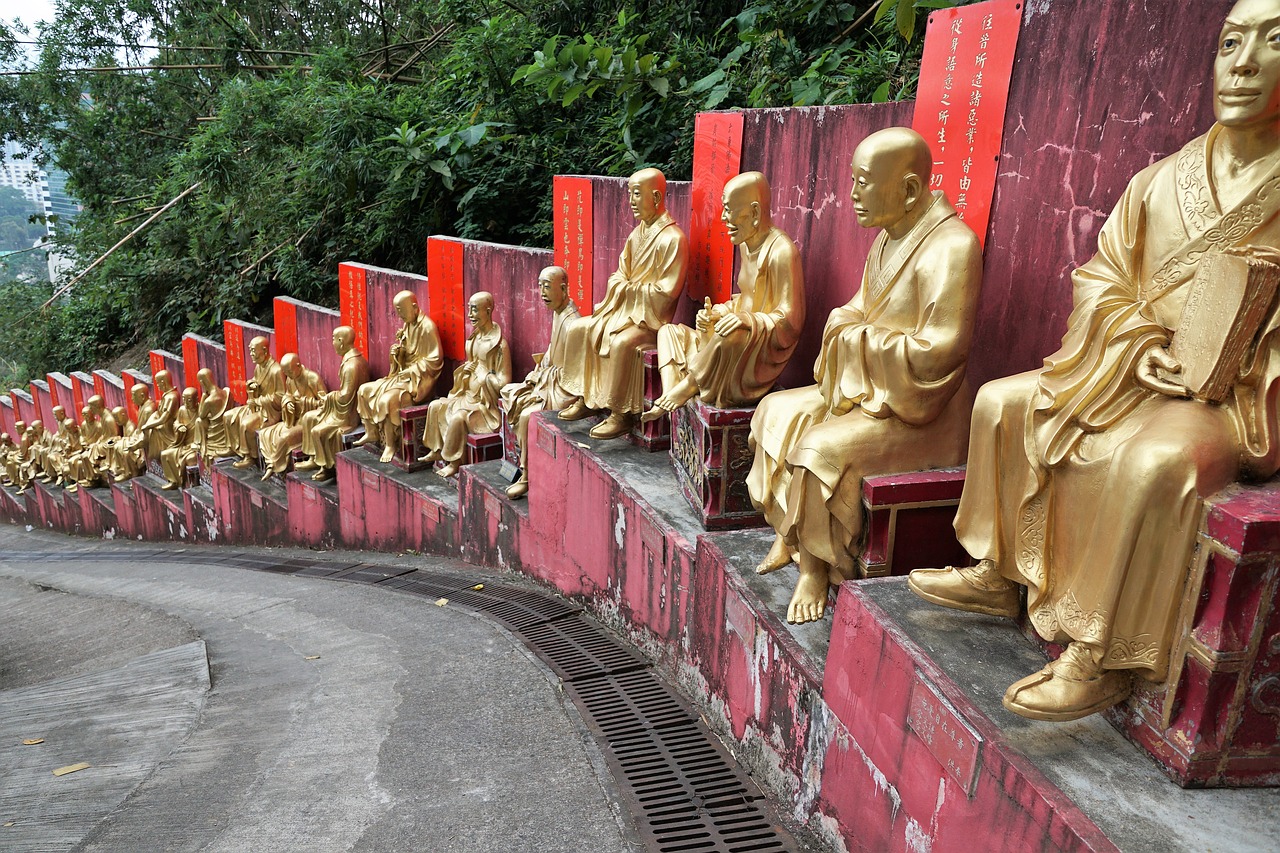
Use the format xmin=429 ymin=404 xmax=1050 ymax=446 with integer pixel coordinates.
xmin=2 ymin=0 xmax=1276 ymax=726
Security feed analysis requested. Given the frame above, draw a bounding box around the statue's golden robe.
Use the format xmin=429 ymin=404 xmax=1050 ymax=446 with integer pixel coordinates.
xmin=141 ymin=390 xmax=179 ymax=464
xmin=226 ymin=358 xmax=284 ymax=458
xmin=358 ymin=313 xmax=443 ymax=426
xmin=956 ymin=127 xmax=1280 ymax=679
xmin=195 ymin=387 xmax=233 ymax=460
xmin=748 ymin=193 xmax=981 ymax=571
xmin=160 ymin=405 xmax=198 ymax=486
xmin=561 ymin=211 xmax=688 ymax=414
xmin=302 ymin=349 xmax=370 ymax=469
xmin=258 ymin=367 xmax=326 ymax=472
xmin=501 ymin=299 xmax=581 ymax=455
xmin=423 ymin=324 xmax=512 ymax=464
xmin=657 ymin=226 xmax=805 ymax=407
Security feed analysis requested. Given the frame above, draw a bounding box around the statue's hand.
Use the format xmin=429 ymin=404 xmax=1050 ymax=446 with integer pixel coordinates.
xmin=1135 ymin=343 xmax=1191 ymax=398
xmin=1224 ymin=244 xmax=1280 ymax=266
xmin=714 ymin=312 xmax=746 ymax=337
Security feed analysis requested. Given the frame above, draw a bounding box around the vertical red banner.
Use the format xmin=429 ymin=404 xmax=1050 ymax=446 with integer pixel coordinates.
xmin=224 ymin=320 xmax=248 ymax=405
xmin=71 ymin=379 xmax=84 ymax=420
xmin=44 ymin=376 xmax=60 ymax=418
xmin=690 ymin=112 xmax=744 ymax=304
xmin=149 ymin=352 xmax=166 ymax=400
xmin=427 ymin=237 xmax=467 ymax=361
xmin=274 ymin=297 xmax=299 ymax=359
xmin=339 ymin=263 xmax=370 ymax=358
xmin=911 ymin=0 xmax=1022 ymax=247
xmin=92 ymin=373 xmax=105 ymax=400
xmin=122 ymin=373 xmax=139 ymax=423
xmin=0 ymin=399 xmax=11 ymax=436
xmin=553 ymin=176 xmax=595 ymax=317
xmin=182 ymin=335 xmax=200 ymax=393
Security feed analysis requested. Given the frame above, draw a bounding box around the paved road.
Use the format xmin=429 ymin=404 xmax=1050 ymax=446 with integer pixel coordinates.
xmin=0 ymin=525 xmax=642 ymax=853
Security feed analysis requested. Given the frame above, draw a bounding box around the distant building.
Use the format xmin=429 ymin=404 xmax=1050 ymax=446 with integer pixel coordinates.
xmin=0 ymin=141 xmax=81 ymax=281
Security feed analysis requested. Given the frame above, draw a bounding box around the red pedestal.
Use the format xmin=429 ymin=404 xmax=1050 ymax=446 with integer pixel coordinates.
xmin=1104 ymin=479 xmax=1280 ymax=787
xmin=108 ymin=480 xmax=141 ymax=540
xmin=336 ymin=448 xmax=458 ymax=555
xmin=209 ymin=460 xmax=289 ymax=545
xmin=627 ymin=348 xmax=669 ymax=451
xmin=286 ymin=472 xmax=340 ymax=549
xmin=131 ymin=475 xmax=194 ymax=541
xmin=183 ymin=485 xmax=219 ymax=544
xmin=859 ymin=467 xmax=968 ymax=578
xmin=78 ymin=486 xmax=119 ymax=540
xmin=669 ymin=397 xmax=762 ymax=530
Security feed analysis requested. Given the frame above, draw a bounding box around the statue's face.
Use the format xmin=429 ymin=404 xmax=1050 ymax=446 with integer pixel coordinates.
xmin=467 ymin=296 xmax=492 ymax=328
xmin=52 ymin=406 xmax=65 ymax=421
xmin=1214 ymin=0 xmax=1280 ymax=128
xmin=250 ymin=341 xmax=269 ymax=365
xmin=721 ymin=190 xmax=760 ymax=246
xmin=850 ymin=150 xmax=908 ymax=231
xmin=395 ymin=297 xmax=418 ymax=323
xmin=628 ymin=177 xmax=660 ymax=222
xmin=132 ymin=386 xmax=148 ymax=405
xmin=183 ymin=390 xmax=199 ymax=410
xmin=539 ymin=272 xmax=568 ymax=311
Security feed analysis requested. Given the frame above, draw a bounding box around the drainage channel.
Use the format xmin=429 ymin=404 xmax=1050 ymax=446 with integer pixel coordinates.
xmin=1 ymin=549 xmax=806 ymax=853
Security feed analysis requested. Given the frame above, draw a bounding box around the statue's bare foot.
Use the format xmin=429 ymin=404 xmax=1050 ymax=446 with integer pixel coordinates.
xmin=311 ymin=467 xmax=335 ymax=482
xmin=643 ymin=377 xmax=699 ymax=423
xmin=786 ymin=571 xmax=831 ymax=624
xmin=352 ymin=427 xmax=378 ymax=447
xmin=379 ymin=445 xmax=397 ymax=463
xmin=436 ymin=461 xmax=460 ymax=479
xmin=417 ymin=449 xmax=442 ymax=464
xmin=756 ymin=534 xmax=794 ymax=574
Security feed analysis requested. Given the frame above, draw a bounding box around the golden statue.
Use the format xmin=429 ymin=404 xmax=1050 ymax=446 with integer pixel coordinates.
xmin=909 ymin=0 xmax=1280 ymax=722
xmin=37 ymin=405 xmax=68 ymax=484
xmin=136 ymin=370 xmax=179 ymax=467
xmin=419 ymin=291 xmax=512 ymax=479
xmin=160 ymin=387 xmax=201 ymax=490
xmin=559 ymin=168 xmax=689 ymax=439
xmin=194 ymin=368 xmax=233 ymax=461
xmin=14 ymin=420 xmax=40 ymax=493
xmin=56 ymin=419 xmax=84 ymax=491
xmin=257 ymin=353 xmax=327 ymax=480
xmin=354 ymin=290 xmax=443 ymax=463
xmin=224 ymin=336 xmax=284 ymax=469
xmin=645 ymin=171 xmax=805 ymax=418
xmin=500 ymin=266 xmax=581 ymax=499
xmin=64 ymin=405 xmax=103 ymax=491
xmin=295 ymin=326 xmax=370 ymax=482
xmin=0 ymin=431 xmax=16 ymax=487
xmin=749 ymin=127 xmax=982 ymax=625
xmin=105 ymin=405 xmax=143 ymax=482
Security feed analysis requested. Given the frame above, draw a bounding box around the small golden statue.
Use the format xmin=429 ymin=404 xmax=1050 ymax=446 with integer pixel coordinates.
xmin=354 ymin=290 xmax=443 ymax=463
xmin=160 ymin=387 xmax=201 ymax=490
xmin=909 ymin=0 xmax=1280 ymax=722
xmin=295 ymin=326 xmax=371 ymax=482
xmin=105 ymin=405 xmax=143 ymax=482
xmin=0 ymin=431 xmax=17 ymax=487
xmin=749 ymin=127 xmax=982 ymax=626
xmin=559 ymin=168 xmax=690 ymax=439
xmin=645 ymin=171 xmax=805 ymax=418
xmin=500 ymin=266 xmax=581 ymax=499
xmin=419 ymin=291 xmax=512 ymax=479
xmin=14 ymin=420 xmax=39 ymax=493
xmin=257 ymin=353 xmax=327 ymax=480
xmin=194 ymin=369 xmax=233 ymax=461
xmin=136 ymin=370 xmax=180 ymax=468
xmin=224 ymin=336 xmax=285 ymax=470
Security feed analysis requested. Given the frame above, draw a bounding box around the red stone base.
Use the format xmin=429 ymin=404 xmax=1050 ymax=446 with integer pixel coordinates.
xmin=183 ymin=485 xmax=219 ymax=544
xmin=669 ymin=398 xmax=762 ymax=529
xmin=132 ymin=475 xmax=193 ymax=541
xmin=336 ymin=448 xmax=457 ymax=555
xmin=627 ymin=348 xmax=669 ymax=451
xmin=209 ymin=459 xmax=288 ymax=545
xmin=859 ymin=467 xmax=968 ymax=577
xmin=108 ymin=480 xmax=141 ymax=540
xmin=78 ymin=486 xmax=119 ymax=540
xmin=286 ymin=471 xmax=340 ymax=549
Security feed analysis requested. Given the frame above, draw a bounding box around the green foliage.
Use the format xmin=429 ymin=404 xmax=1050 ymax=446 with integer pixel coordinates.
xmin=0 ymin=0 xmax=972 ymax=381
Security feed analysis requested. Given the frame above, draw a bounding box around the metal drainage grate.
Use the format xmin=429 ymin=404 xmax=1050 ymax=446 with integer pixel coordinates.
xmin=327 ymin=563 xmax=416 ymax=584
xmin=517 ymin=613 xmax=649 ymax=682
xmin=377 ymin=570 xmax=478 ymax=599
xmin=438 ymin=584 xmax=581 ymax=633
xmin=565 ymin=669 xmax=696 ymax=740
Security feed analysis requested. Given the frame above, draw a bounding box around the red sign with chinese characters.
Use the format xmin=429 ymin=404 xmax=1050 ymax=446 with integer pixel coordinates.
xmin=121 ymin=372 xmax=139 ymax=423
xmin=224 ymin=320 xmax=248 ymax=405
xmin=338 ymin=262 xmax=370 ymax=359
xmin=274 ymin=297 xmax=299 ymax=359
xmin=71 ymin=378 xmax=84 ymax=419
xmin=45 ymin=375 xmax=59 ymax=412
xmin=149 ymin=352 xmax=166 ymax=400
xmin=427 ymin=237 xmax=467 ymax=361
xmin=181 ymin=336 xmax=200 ymax=393
xmin=690 ymin=112 xmax=744 ymax=304
xmin=912 ymin=0 xmax=1022 ymax=247
xmin=553 ymin=176 xmax=595 ymax=317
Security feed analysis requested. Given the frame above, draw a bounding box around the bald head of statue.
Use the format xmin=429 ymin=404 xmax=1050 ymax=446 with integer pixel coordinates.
xmin=721 ymin=171 xmax=773 ymax=248
xmin=850 ymin=127 xmax=934 ymax=237
xmin=393 ymin=290 xmax=421 ymax=323
xmin=628 ymin=167 xmax=668 ymax=224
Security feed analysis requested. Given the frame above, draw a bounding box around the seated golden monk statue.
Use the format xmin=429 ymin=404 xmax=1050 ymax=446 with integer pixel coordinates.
xmin=38 ymin=405 xmax=68 ymax=484
xmin=909 ymin=0 xmax=1280 ymax=723
xmin=258 ymin=353 xmax=327 ymax=480
xmin=559 ymin=168 xmax=689 ymax=440
xmin=194 ymin=368 xmax=233 ymax=461
xmin=160 ymin=387 xmax=201 ymax=490
xmin=749 ymin=127 xmax=982 ymax=626
xmin=56 ymin=418 xmax=84 ymax=491
xmin=296 ymin=326 xmax=370 ymax=482
xmin=0 ymin=431 xmax=16 ymax=486
xmin=224 ymin=336 xmax=284 ymax=469
xmin=15 ymin=421 xmax=39 ymax=493
xmin=354 ymin=290 xmax=443 ymax=463
xmin=645 ymin=171 xmax=805 ymax=418
xmin=500 ymin=266 xmax=581 ymax=499
xmin=106 ymin=405 xmax=143 ymax=482
xmin=65 ymin=404 xmax=103 ymax=491
xmin=420 ymin=291 xmax=512 ymax=479
xmin=137 ymin=370 xmax=179 ymax=468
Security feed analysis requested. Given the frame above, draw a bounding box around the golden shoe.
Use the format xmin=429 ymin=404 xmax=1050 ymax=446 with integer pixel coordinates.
xmin=506 ymin=478 xmax=529 ymax=500
xmin=907 ymin=562 xmax=1019 ymax=618
xmin=558 ymin=399 xmax=591 ymax=421
xmin=1002 ymin=642 xmax=1131 ymax=722
xmin=588 ymin=412 xmax=634 ymax=440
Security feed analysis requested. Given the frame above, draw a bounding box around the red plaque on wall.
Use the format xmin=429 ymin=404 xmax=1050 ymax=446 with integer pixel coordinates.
xmin=338 ymin=262 xmax=370 ymax=359
xmin=45 ymin=375 xmax=59 ymax=412
xmin=224 ymin=320 xmax=248 ymax=405
xmin=71 ymin=378 xmax=84 ymax=419
xmin=181 ymin=336 xmax=200 ymax=392
xmin=911 ymin=0 xmax=1022 ymax=247
xmin=427 ymin=237 xmax=466 ymax=361
xmin=690 ymin=112 xmax=744 ymax=304
xmin=122 ymin=372 xmax=139 ymax=423
xmin=274 ymin=297 xmax=299 ymax=359
xmin=92 ymin=373 xmax=105 ymax=401
xmin=553 ymin=176 xmax=595 ymax=317
xmin=149 ymin=351 xmax=166 ymax=400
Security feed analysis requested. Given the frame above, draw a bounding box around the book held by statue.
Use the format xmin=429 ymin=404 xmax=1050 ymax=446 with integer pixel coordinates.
xmin=1170 ymin=253 xmax=1280 ymax=404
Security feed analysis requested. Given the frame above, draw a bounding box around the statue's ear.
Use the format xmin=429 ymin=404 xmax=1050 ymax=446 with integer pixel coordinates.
xmin=751 ymin=200 xmax=761 ymax=224
xmin=903 ymin=173 xmax=924 ymax=211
